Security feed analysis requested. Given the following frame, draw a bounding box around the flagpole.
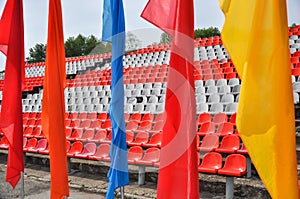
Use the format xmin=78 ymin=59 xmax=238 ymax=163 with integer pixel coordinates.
xmin=120 ymin=186 xmax=124 ymax=199
xmin=21 ymin=172 xmax=24 ymax=199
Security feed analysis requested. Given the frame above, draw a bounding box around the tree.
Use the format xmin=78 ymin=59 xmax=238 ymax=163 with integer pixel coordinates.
xmin=194 ymin=27 xmax=221 ymax=39
xmin=125 ymin=32 xmax=141 ymax=52
xmin=160 ymin=32 xmax=171 ymax=44
xmin=26 ymin=43 xmax=46 ymax=63
xmin=290 ymin=23 xmax=297 ymax=29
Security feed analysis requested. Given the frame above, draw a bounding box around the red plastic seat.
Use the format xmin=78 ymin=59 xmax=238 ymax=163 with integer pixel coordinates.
xmin=90 ymin=129 xmax=107 ymax=143
xmin=218 ymin=154 xmax=247 ymax=176
xmin=23 ymin=138 xmax=37 ymax=152
xmin=80 ymin=120 xmax=91 ymax=129
xmin=32 ymin=127 xmax=44 ymax=138
xmin=198 ymin=134 xmax=219 ymax=152
xmin=134 ymin=121 xmax=152 ymax=133
xmin=136 ymin=147 xmax=160 ymax=166
xmin=126 ymin=131 xmax=134 ymax=144
xmin=87 ymin=112 xmax=97 ymax=120
xmin=78 ymin=129 xmax=95 ymax=142
xmin=215 ymin=134 xmax=240 ymax=154
xmin=197 ymin=113 xmax=212 ymax=125
xmin=141 ymin=113 xmax=154 ymax=122
xmin=126 ymin=120 xmax=139 ymax=131
xmin=216 ymin=122 xmax=234 ymax=136
xmin=69 ymin=112 xmax=78 ymax=120
xmin=98 ymin=112 xmax=108 ymax=122
xmin=69 ymin=128 xmax=84 ymax=141
xmin=143 ymin=133 xmax=162 ymax=148
xmin=128 ymin=132 xmax=149 ymax=146
xmin=154 ymin=113 xmax=165 ymax=122
xmin=198 ymin=122 xmax=216 ymax=136
xmin=0 ymin=136 xmax=9 ymax=149
xmin=23 ymin=127 xmax=34 ymax=137
xmin=89 ymin=143 xmax=110 ymax=161
xmin=28 ymin=138 xmax=48 ymax=153
xmin=67 ymin=141 xmax=83 ymax=157
xmin=90 ymin=119 xmax=102 ymax=129
xmin=237 ymin=143 xmax=248 ymax=155
xmin=212 ymin=113 xmax=228 ymax=124
xmin=127 ymin=146 xmax=144 ymax=164
xmin=101 ymin=120 xmax=112 ymax=132
xmin=130 ymin=113 xmax=142 ymax=123
xmin=148 ymin=120 xmax=164 ymax=135
xmin=78 ymin=112 xmax=88 ymax=120
xmin=198 ymin=152 xmax=223 ymax=174
xmin=229 ymin=113 xmax=236 ymax=124
xmin=75 ymin=142 xmax=97 ymax=158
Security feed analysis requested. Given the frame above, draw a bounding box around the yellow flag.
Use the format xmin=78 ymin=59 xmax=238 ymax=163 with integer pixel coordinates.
xmin=220 ymin=0 xmax=299 ymax=198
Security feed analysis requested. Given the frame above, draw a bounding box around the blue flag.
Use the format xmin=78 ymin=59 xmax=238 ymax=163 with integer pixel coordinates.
xmin=102 ymin=0 xmax=129 ymax=198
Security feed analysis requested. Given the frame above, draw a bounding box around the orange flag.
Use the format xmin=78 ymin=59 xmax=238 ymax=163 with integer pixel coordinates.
xmin=0 ymin=0 xmax=25 ymax=188
xmin=142 ymin=0 xmax=199 ymax=198
xmin=42 ymin=0 xmax=69 ymax=198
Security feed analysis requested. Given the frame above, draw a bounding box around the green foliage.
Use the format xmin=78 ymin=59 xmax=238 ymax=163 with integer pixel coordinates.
xmin=26 ymin=34 xmax=106 ymax=63
xmin=26 ymin=43 xmax=46 ymax=63
xmin=64 ymin=34 xmax=100 ymax=57
xmin=160 ymin=32 xmax=172 ymax=44
xmin=290 ymin=23 xmax=297 ymax=29
xmin=194 ymin=27 xmax=221 ymax=39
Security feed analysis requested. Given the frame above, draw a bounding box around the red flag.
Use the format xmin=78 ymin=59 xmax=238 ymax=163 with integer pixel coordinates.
xmin=0 ymin=0 xmax=25 ymax=188
xmin=42 ymin=0 xmax=69 ymax=198
xmin=142 ymin=1 xmax=199 ymax=198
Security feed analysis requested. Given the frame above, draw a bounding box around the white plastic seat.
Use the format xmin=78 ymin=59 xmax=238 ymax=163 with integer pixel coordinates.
xmin=218 ymin=85 xmax=231 ymax=94
xmin=224 ymin=102 xmax=238 ymax=115
xmin=207 ymin=93 xmax=220 ymax=105
xmin=209 ymin=103 xmax=224 ymax=114
xmin=196 ymin=94 xmax=206 ymax=104
xmin=196 ymin=103 xmax=208 ymax=114
xmin=220 ymin=93 xmax=235 ymax=105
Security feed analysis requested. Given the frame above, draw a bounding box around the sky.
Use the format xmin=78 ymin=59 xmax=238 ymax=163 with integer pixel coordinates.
xmin=0 ymin=0 xmax=300 ymax=70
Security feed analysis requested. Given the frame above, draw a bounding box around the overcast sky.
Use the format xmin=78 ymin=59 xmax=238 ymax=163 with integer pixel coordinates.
xmin=0 ymin=0 xmax=299 ymax=69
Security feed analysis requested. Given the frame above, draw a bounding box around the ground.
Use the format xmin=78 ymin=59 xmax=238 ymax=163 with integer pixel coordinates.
xmin=0 ymin=151 xmax=270 ymax=199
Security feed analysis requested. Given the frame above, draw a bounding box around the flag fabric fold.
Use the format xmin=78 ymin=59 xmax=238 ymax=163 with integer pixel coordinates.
xmin=220 ymin=0 xmax=299 ymax=198
xmin=142 ymin=1 xmax=199 ymax=198
xmin=102 ymin=0 xmax=129 ymax=198
xmin=42 ymin=0 xmax=69 ymax=198
xmin=0 ymin=0 xmax=25 ymax=188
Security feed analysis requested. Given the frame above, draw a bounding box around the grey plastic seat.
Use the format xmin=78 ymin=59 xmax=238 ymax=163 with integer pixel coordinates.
xmin=209 ymin=103 xmax=224 ymax=114
xmin=196 ymin=103 xmax=209 ymax=114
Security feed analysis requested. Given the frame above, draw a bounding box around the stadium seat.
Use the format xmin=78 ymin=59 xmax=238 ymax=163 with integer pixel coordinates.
xmin=237 ymin=143 xmax=248 ymax=155
xmin=136 ymin=147 xmax=160 ymax=166
xmin=143 ymin=133 xmax=162 ymax=148
xmin=23 ymin=127 xmax=34 ymax=137
xmin=75 ymin=142 xmax=97 ymax=158
xmin=198 ymin=122 xmax=216 ymax=136
xmin=215 ymin=135 xmax=240 ymax=154
xmin=67 ymin=141 xmax=83 ymax=157
xmin=0 ymin=136 xmax=9 ymax=149
xmin=197 ymin=113 xmax=212 ymax=125
xmin=68 ymin=129 xmax=83 ymax=141
xmin=90 ymin=129 xmax=107 ymax=143
xmin=218 ymin=154 xmax=247 ymax=176
xmin=216 ymin=122 xmax=234 ymax=136
xmin=127 ymin=146 xmax=144 ymax=164
xmin=28 ymin=138 xmax=48 ymax=153
xmin=198 ymin=152 xmax=223 ymax=174
xmin=24 ymin=138 xmax=37 ymax=152
xmin=89 ymin=143 xmax=110 ymax=161
xmin=128 ymin=132 xmax=149 ymax=146
xmin=78 ymin=129 xmax=95 ymax=142
xmin=148 ymin=120 xmax=164 ymax=135
xmin=198 ymin=134 xmax=219 ymax=152
xmin=212 ymin=113 xmax=228 ymax=124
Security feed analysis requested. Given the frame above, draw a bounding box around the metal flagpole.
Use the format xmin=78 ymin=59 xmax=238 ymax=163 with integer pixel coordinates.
xmin=21 ymin=172 xmax=25 ymax=199
xmin=120 ymin=186 xmax=124 ymax=199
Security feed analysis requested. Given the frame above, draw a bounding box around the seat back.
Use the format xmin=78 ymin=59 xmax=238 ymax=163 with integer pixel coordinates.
xmin=219 ymin=135 xmax=240 ymax=150
xmin=94 ymin=144 xmax=110 ymax=157
xmin=128 ymin=146 xmax=143 ymax=161
xmin=200 ymin=152 xmax=222 ymax=169
xmin=200 ymin=134 xmax=219 ymax=149
xmin=142 ymin=147 xmax=160 ymax=162
xmin=223 ymin=154 xmax=246 ymax=173
xmin=68 ymin=141 xmax=83 ymax=154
